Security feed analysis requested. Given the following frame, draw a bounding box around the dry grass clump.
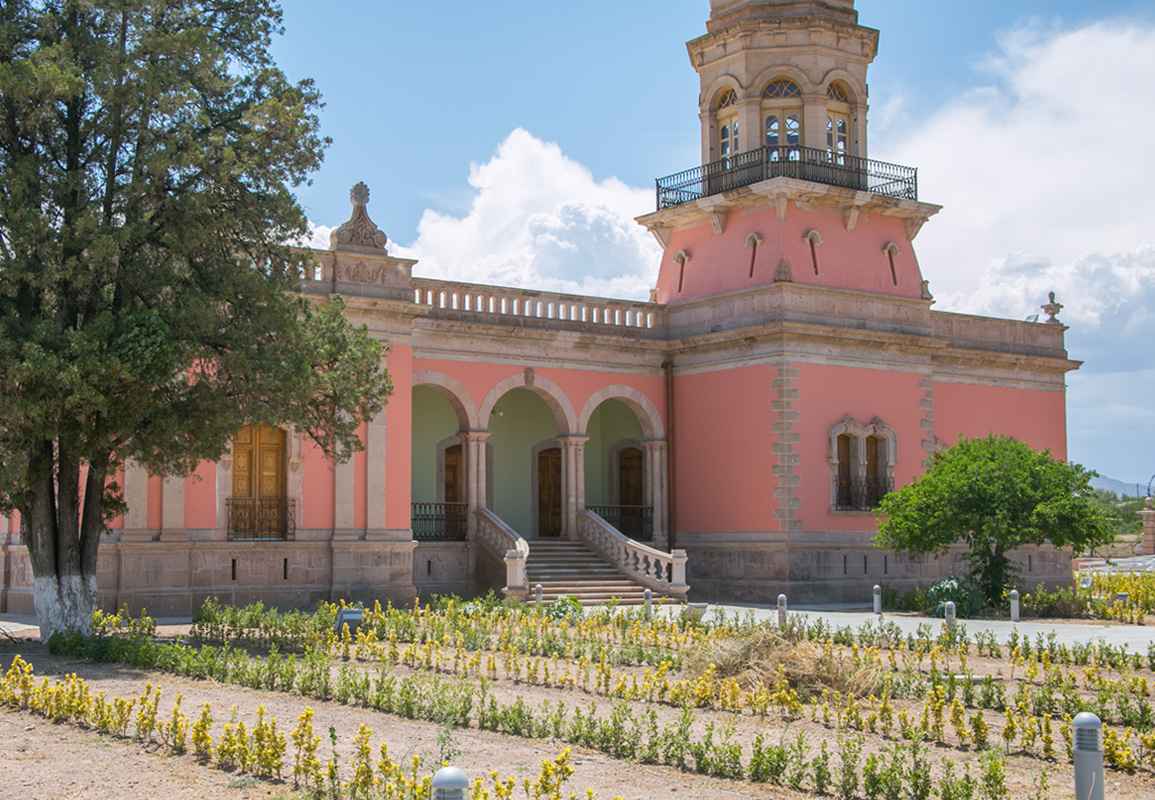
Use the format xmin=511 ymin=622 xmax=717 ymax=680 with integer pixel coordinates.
xmin=684 ymin=627 xmax=884 ymax=698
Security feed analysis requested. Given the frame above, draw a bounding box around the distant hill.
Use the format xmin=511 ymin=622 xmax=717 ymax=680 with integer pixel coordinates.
xmin=1092 ymin=475 xmax=1147 ymax=498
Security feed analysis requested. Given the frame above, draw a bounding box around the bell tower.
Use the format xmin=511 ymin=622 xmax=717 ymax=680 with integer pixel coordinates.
xmin=691 ymin=0 xmax=879 ymax=165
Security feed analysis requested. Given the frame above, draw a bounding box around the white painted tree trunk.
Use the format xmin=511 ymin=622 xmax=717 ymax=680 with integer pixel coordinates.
xmin=32 ymin=574 xmax=96 ymax=641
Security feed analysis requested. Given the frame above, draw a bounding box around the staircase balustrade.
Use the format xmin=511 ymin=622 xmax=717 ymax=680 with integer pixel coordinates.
xmin=577 ymin=509 xmax=688 ymax=599
xmin=475 ymin=508 xmax=530 ymax=599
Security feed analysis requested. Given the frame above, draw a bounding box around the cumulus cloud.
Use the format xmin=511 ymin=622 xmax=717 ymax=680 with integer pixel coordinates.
xmin=389 ymin=129 xmax=660 ymax=299
xmin=886 ymin=21 xmax=1155 ymax=478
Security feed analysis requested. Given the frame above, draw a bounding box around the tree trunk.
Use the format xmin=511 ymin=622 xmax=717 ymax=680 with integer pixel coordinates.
xmin=22 ymin=442 xmax=105 ymax=640
xmin=32 ymin=572 xmax=96 ymax=640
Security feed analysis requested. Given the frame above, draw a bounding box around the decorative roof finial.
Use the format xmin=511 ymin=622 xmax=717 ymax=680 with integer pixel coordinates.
xmin=1041 ymin=291 xmax=1064 ymax=325
xmin=330 ymin=181 xmax=388 ymax=252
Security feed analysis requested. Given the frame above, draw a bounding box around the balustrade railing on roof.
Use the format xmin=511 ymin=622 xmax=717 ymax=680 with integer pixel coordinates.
xmin=412 ymin=278 xmax=663 ymax=334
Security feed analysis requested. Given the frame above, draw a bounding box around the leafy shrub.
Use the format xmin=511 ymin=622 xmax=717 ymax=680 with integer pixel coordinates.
xmin=925 ymin=577 xmax=983 ymax=617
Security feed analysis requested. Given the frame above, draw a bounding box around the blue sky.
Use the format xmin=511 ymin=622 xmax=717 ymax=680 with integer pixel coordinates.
xmin=274 ymin=1 xmax=1155 ymax=485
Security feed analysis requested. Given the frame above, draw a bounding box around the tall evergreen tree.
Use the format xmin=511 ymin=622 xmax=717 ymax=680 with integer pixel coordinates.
xmin=0 ymin=0 xmax=390 ymax=636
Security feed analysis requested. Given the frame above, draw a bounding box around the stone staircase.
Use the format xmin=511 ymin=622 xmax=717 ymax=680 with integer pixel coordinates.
xmin=525 ymin=539 xmax=650 ymax=605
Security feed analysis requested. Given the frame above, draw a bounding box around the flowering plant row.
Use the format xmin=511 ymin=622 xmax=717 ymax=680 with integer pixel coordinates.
xmin=0 ymin=655 xmax=617 ymax=800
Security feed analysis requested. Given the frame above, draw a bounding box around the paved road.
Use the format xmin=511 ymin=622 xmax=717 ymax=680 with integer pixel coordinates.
xmin=672 ymin=604 xmax=1155 ymax=651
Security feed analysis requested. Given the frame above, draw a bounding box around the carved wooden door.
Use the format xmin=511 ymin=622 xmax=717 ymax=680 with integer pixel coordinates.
xmin=443 ymin=444 xmax=463 ymax=503
xmin=231 ymin=424 xmax=286 ymax=536
xmin=537 ymin=447 xmax=562 ymax=538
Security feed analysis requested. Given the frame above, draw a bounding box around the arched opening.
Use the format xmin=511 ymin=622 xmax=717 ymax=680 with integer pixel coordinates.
xmin=764 ymin=78 xmax=802 ymax=161
xmin=584 ymin=398 xmax=651 ymax=540
xmin=715 ymin=88 xmax=740 ymax=163
xmin=826 ymin=81 xmax=852 ymax=164
xmin=489 ymin=387 xmax=566 ymax=537
xmin=229 ymin=423 xmax=292 ymax=539
xmin=411 ymin=385 xmax=469 ymax=540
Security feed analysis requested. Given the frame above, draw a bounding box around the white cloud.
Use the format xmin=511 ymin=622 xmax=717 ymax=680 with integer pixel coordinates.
xmin=391 ymin=129 xmax=660 ymax=300
xmin=887 ymin=21 xmax=1155 ymax=479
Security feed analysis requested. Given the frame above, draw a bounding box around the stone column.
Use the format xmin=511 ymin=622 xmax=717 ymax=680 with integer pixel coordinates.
xmin=333 ymin=452 xmax=357 ymax=539
xmin=740 ymin=98 xmax=762 ymax=156
xmin=462 ymin=431 xmax=491 ymax=518
xmin=802 ymin=92 xmax=828 ymax=153
xmin=643 ymin=440 xmax=669 ymax=550
xmin=559 ymin=435 xmax=588 ymax=539
xmin=366 ymin=410 xmax=387 ymax=536
xmin=1142 ymin=498 xmax=1155 ymax=556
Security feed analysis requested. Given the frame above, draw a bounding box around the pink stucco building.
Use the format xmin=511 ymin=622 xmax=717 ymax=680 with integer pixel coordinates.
xmin=0 ymin=0 xmax=1078 ymax=613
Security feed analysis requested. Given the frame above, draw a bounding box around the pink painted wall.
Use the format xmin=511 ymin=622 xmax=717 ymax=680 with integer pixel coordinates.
xmin=673 ymin=365 xmax=775 ymax=533
xmin=386 ymin=343 xmax=413 ymax=529
xmin=301 ymin=437 xmax=334 ymax=531
xmin=185 ymin=462 xmax=216 ymax=530
xmin=934 ymin=382 xmax=1068 ymax=459
xmin=794 ymin=363 xmax=924 ymax=532
xmin=654 ymin=204 xmax=923 ymax=304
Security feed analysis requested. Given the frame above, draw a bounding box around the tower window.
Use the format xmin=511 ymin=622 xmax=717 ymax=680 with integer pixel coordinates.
xmin=719 ymin=119 xmax=739 ymax=160
xmin=763 ymin=77 xmax=803 ymax=161
xmin=827 ymin=82 xmax=850 ymax=103
xmin=764 ymin=80 xmax=801 ymax=99
xmin=826 ymin=115 xmax=849 ymax=164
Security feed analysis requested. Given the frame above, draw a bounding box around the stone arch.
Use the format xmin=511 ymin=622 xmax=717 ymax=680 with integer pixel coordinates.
xmin=700 ymin=73 xmax=746 ymax=111
xmin=578 ymin=385 xmax=665 ymax=440
xmin=413 ymin=370 xmax=480 ymax=431
xmin=749 ymin=64 xmax=814 ymax=98
xmin=817 ymin=68 xmax=865 ymax=105
xmin=479 ymin=370 xmax=579 ymax=434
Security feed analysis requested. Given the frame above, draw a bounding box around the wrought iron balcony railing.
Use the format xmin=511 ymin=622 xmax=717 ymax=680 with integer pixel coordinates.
xmin=586 ymin=504 xmax=654 ymax=542
xmin=656 ymin=145 xmax=918 ymax=210
xmin=834 ymin=476 xmax=894 ymax=512
xmin=411 ymin=502 xmax=469 ymax=542
xmin=226 ymin=497 xmax=295 ymax=541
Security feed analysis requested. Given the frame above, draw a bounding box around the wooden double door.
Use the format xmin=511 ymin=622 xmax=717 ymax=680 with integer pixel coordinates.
xmin=231 ymin=424 xmax=288 ymax=537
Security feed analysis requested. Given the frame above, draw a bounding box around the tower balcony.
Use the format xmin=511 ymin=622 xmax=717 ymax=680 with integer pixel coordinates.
xmin=655 ymin=145 xmax=918 ymax=210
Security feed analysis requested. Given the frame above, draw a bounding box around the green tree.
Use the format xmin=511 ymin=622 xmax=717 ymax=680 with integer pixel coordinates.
xmin=875 ymin=436 xmax=1112 ymax=605
xmin=0 ymin=0 xmax=390 ymax=637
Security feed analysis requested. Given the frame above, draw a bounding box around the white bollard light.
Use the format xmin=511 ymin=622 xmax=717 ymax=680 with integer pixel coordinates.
xmin=643 ymin=588 xmax=653 ymax=619
xmin=1009 ymin=589 xmax=1020 ymax=623
xmin=944 ymin=600 xmax=956 ymax=630
xmin=432 ymin=766 xmax=469 ymax=800
xmin=777 ymin=593 xmax=787 ymax=628
xmin=1073 ymin=712 xmax=1104 ymax=800
xmin=872 ymin=584 xmax=882 ymax=616
xmin=534 ymin=583 xmax=544 ymax=605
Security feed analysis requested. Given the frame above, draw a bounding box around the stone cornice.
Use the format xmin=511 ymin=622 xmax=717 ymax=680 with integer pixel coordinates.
xmin=636 ymin=177 xmax=943 ymax=241
xmin=688 ymin=15 xmax=879 ymax=65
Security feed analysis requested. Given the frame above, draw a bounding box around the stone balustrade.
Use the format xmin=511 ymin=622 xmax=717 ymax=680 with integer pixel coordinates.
xmin=413 ymin=278 xmax=665 ymax=336
xmin=578 ymin=509 xmax=688 ymax=599
xmin=475 ymin=508 xmax=529 ymax=599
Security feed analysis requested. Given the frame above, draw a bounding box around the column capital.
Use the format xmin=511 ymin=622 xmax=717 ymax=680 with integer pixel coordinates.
xmin=462 ymin=430 xmax=492 ymax=443
xmin=641 ymin=438 xmax=668 ymax=452
xmin=559 ymin=434 xmax=590 ymax=447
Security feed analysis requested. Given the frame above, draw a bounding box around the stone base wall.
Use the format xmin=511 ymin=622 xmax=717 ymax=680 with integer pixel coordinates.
xmin=681 ymin=531 xmax=1073 ymax=605
xmin=0 ymin=530 xmax=418 ymax=617
xmin=413 ymin=541 xmax=474 ymax=597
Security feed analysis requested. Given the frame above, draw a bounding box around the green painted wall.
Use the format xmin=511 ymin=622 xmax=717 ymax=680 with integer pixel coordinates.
xmin=584 ymin=399 xmax=644 ymax=505
xmin=489 ymin=388 xmax=558 ymax=536
xmin=411 ymin=386 xmax=460 ymax=502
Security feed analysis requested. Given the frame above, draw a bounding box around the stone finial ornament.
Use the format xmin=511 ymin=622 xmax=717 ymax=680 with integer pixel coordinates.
xmin=920 ymin=279 xmax=934 ymax=301
xmin=774 ymin=258 xmax=793 ymax=282
xmin=1041 ymin=291 xmax=1064 ymax=325
xmin=330 ymin=181 xmax=388 ymax=252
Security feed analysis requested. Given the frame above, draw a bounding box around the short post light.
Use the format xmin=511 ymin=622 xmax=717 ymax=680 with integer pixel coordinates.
xmin=872 ymin=585 xmax=882 ymax=616
xmin=643 ymin=588 xmax=653 ymax=619
xmin=1009 ymin=589 xmax=1020 ymax=623
xmin=777 ymin=593 xmax=787 ymax=628
xmin=1073 ymin=712 xmax=1104 ymax=800
xmin=944 ymin=600 xmax=956 ymax=630
xmin=534 ymin=583 xmax=544 ymax=606
xmin=432 ymin=766 xmax=469 ymax=800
